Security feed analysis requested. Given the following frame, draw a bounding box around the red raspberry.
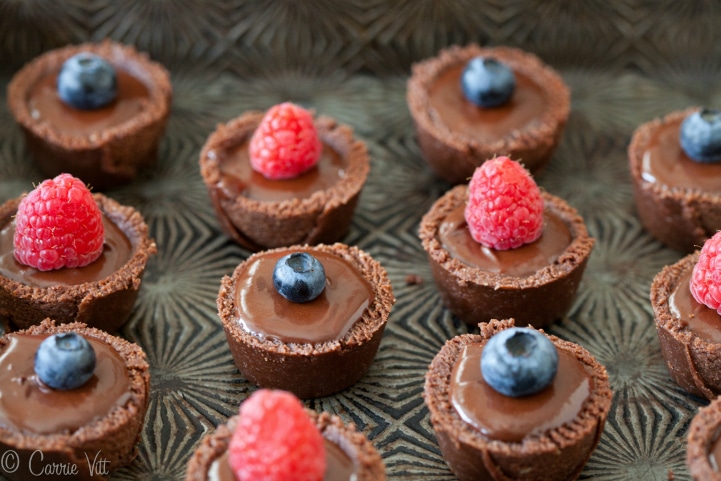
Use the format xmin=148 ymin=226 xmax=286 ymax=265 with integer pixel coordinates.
xmin=464 ymin=156 xmax=544 ymax=250
xmin=249 ymin=102 xmax=322 ymax=180
xmin=690 ymin=231 xmax=721 ymax=313
xmin=229 ymin=389 xmax=326 ymax=481
xmin=13 ymin=173 xmax=104 ymax=271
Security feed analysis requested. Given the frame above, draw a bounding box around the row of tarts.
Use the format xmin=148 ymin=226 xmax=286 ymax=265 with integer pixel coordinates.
xmin=0 ymin=38 xmax=720 ymax=481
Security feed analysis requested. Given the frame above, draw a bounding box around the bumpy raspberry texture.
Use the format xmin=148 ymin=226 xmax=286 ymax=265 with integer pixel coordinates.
xmin=690 ymin=231 xmax=721 ymax=313
xmin=464 ymin=156 xmax=544 ymax=250
xmin=249 ymin=102 xmax=322 ymax=180
xmin=229 ymin=389 xmax=326 ymax=481
xmin=13 ymin=173 xmax=104 ymax=271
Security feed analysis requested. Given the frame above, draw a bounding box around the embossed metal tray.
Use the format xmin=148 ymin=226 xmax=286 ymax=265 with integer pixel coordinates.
xmin=2 ymin=2 xmax=721 ymax=479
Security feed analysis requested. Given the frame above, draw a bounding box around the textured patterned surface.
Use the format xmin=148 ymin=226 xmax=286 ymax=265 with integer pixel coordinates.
xmin=2 ymin=1 xmax=721 ymax=479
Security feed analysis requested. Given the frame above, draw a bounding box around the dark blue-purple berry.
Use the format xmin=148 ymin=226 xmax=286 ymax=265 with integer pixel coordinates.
xmin=461 ymin=56 xmax=516 ymax=108
xmin=273 ymin=252 xmax=326 ymax=303
xmin=680 ymin=108 xmax=721 ymax=163
xmin=481 ymin=327 xmax=558 ymax=397
xmin=57 ymin=53 xmax=117 ymax=110
xmin=34 ymin=332 xmax=96 ymax=390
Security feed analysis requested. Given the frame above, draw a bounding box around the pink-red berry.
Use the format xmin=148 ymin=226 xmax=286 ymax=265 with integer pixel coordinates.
xmin=690 ymin=231 xmax=721 ymax=313
xmin=249 ymin=102 xmax=322 ymax=180
xmin=13 ymin=174 xmax=104 ymax=271
xmin=229 ymin=389 xmax=326 ymax=481
xmin=464 ymin=156 xmax=544 ymax=250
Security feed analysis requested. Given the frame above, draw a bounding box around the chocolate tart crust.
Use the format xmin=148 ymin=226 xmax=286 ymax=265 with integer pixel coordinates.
xmin=407 ymin=44 xmax=570 ymax=185
xmin=185 ymin=410 xmax=386 ymax=481
xmin=424 ymin=319 xmax=612 ymax=481
xmin=199 ymin=113 xmax=370 ymax=251
xmin=6 ymin=40 xmax=172 ymax=190
xmin=218 ymin=243 xmax=394 ymax=399
xmin=419 ymin=185 xmax=594 ymax=328
xmin=687 ymin=397 xmax=721 ymax=480
xmin=0 ymin=319 xmax=150 ymax=481
xmin=651 ymin=251 xmax=721 ymax=400
xmin=0 ymin=193 xmax=157 ymax=332
xmin=628 ymin=107 xmax=721 ymax=253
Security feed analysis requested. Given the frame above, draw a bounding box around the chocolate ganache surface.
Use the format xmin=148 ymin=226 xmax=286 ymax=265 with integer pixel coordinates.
xmin=216 ymin=141 xmax=346 ymax=202
xmin=641 ymin=118 xmax=721 ymax=191
xmin=428 ymin=65 xmax=547 ymax=143
xmin=234 ymin=249 xmax=374 ymax=344
xmin=438 ymin=203 xmax=572 ymax=277
xmin=208 ymin=438 xmax=355 ymax=481
xmin=0 ymin=215 xmax=133 ymax=288
xmin=450 ymin=342 xmax=593 ymax=443
xmin=0 ymin=333 xmax=132 ymax=435
xmin=27 ymin=70 xmax=150 ymax=136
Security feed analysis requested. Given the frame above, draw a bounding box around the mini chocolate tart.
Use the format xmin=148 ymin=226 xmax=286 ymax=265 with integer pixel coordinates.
xmin=0 ymin=319 xmax=150 ymax=481
xmin=7 ymin=41 xmax=172 ymax=190
xmin=407 ymin=44 xmax=570 ymax=185
xmin=650 ymin=251 xmax=721 ymax=399
xmin=0 ymin=193 xmax=156 ymax=332
xmin=199 ymin=112 xmax=369 ymax=251
xmin=687 ymin=396 xmax=721 ymax=480
xmin=628 ymin=107 xmax=721 ymax=253
xmin=424 ymin=319 xmax=611 ymax=481
xmin=185 ymin=410 xmax=386 ymax=481
xmin=217 ymin=243 xmax=394 ymax=399
xmin=419 ymin=185 xmax=594 ymax=328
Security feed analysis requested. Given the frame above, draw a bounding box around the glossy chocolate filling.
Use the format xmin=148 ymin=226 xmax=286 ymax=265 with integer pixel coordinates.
xmin=428 ymin=64 xmax=547 ymax=143
xmin=0 ymin=215 xmax=133 ymax=288
xmin=669 ymin=269 xmax=721 ymax=344
xmin=450 ymin=342 xmax=592 ymax=443
xmin=215 ymin=141 xmax=347 ymax=202
xmin=641 ymin=118 xmax=721 ymax=191
xmin=439 ymin=203 xmax=572 ymax=277
xmin=235 ymin=249 xmax=374 ymax=344
xmin=209 ymin=438 xmax=355 ymax=481
xmin=0 ymin=333 xmax=132 ymax=435
xmin=710 ymin=428 xmax=721 ymax=471
xmin=27 ymin=69 xmax=150 ymax=136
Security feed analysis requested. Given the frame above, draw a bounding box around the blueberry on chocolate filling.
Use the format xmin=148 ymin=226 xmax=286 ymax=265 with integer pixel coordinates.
xmin=680 ymin=108 xmax=721 ymax=163
xmin=57 ymin=52 xmax=118 ymax=110
xmin=273 ymin=252 xmax=326 ymax=303
xmin=34 ymin=332 xmax=97 ymax=390
xmin=461 ymin=56 xmax=516 ymax=108
xmin=481 ymin=327 xmax=558 ymax=397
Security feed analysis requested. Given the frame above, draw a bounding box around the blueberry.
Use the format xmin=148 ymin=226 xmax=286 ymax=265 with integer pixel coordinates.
xmin=34 ymin=332 xmax=96 ymax=390
xmin=57 ymin=53 xmax=117 ymax=110
xmin=680 ymin=108 xmax=721 ymax=163
xmin=461 ymin=56 xmax=516 ymax=108
xmin=481 ymin=327 xmax=558 ymax=397
xmin=273 ymin=252 xmax=326 ymax=303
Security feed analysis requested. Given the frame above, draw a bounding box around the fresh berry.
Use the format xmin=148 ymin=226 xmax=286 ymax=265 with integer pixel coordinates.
xmin=34 ymin=332 xmax=97 ymax=390
xmin=273 ymin=252 xmax=326 ymax=303
xmin=249 ymin=102 xmax=322 ymax=180
xmin=461 ymin=56 xmax=516 ymax=108
xmin=229 ymin=389 xmax=326 ymax=481
xmin=57 ymin=53 xmax=117 ymax=110
xmin=690 ymin=231 xmax=721 ymax=313
xmin=481 ymin=327 xmax=558 ymax=397
xmin=680 ymin=108 xmax=721 ymax=163
xmin=464 ymin=156 xmax=544 ymax=250
xmin=13 ymin=173 xmax=105 ymax=271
